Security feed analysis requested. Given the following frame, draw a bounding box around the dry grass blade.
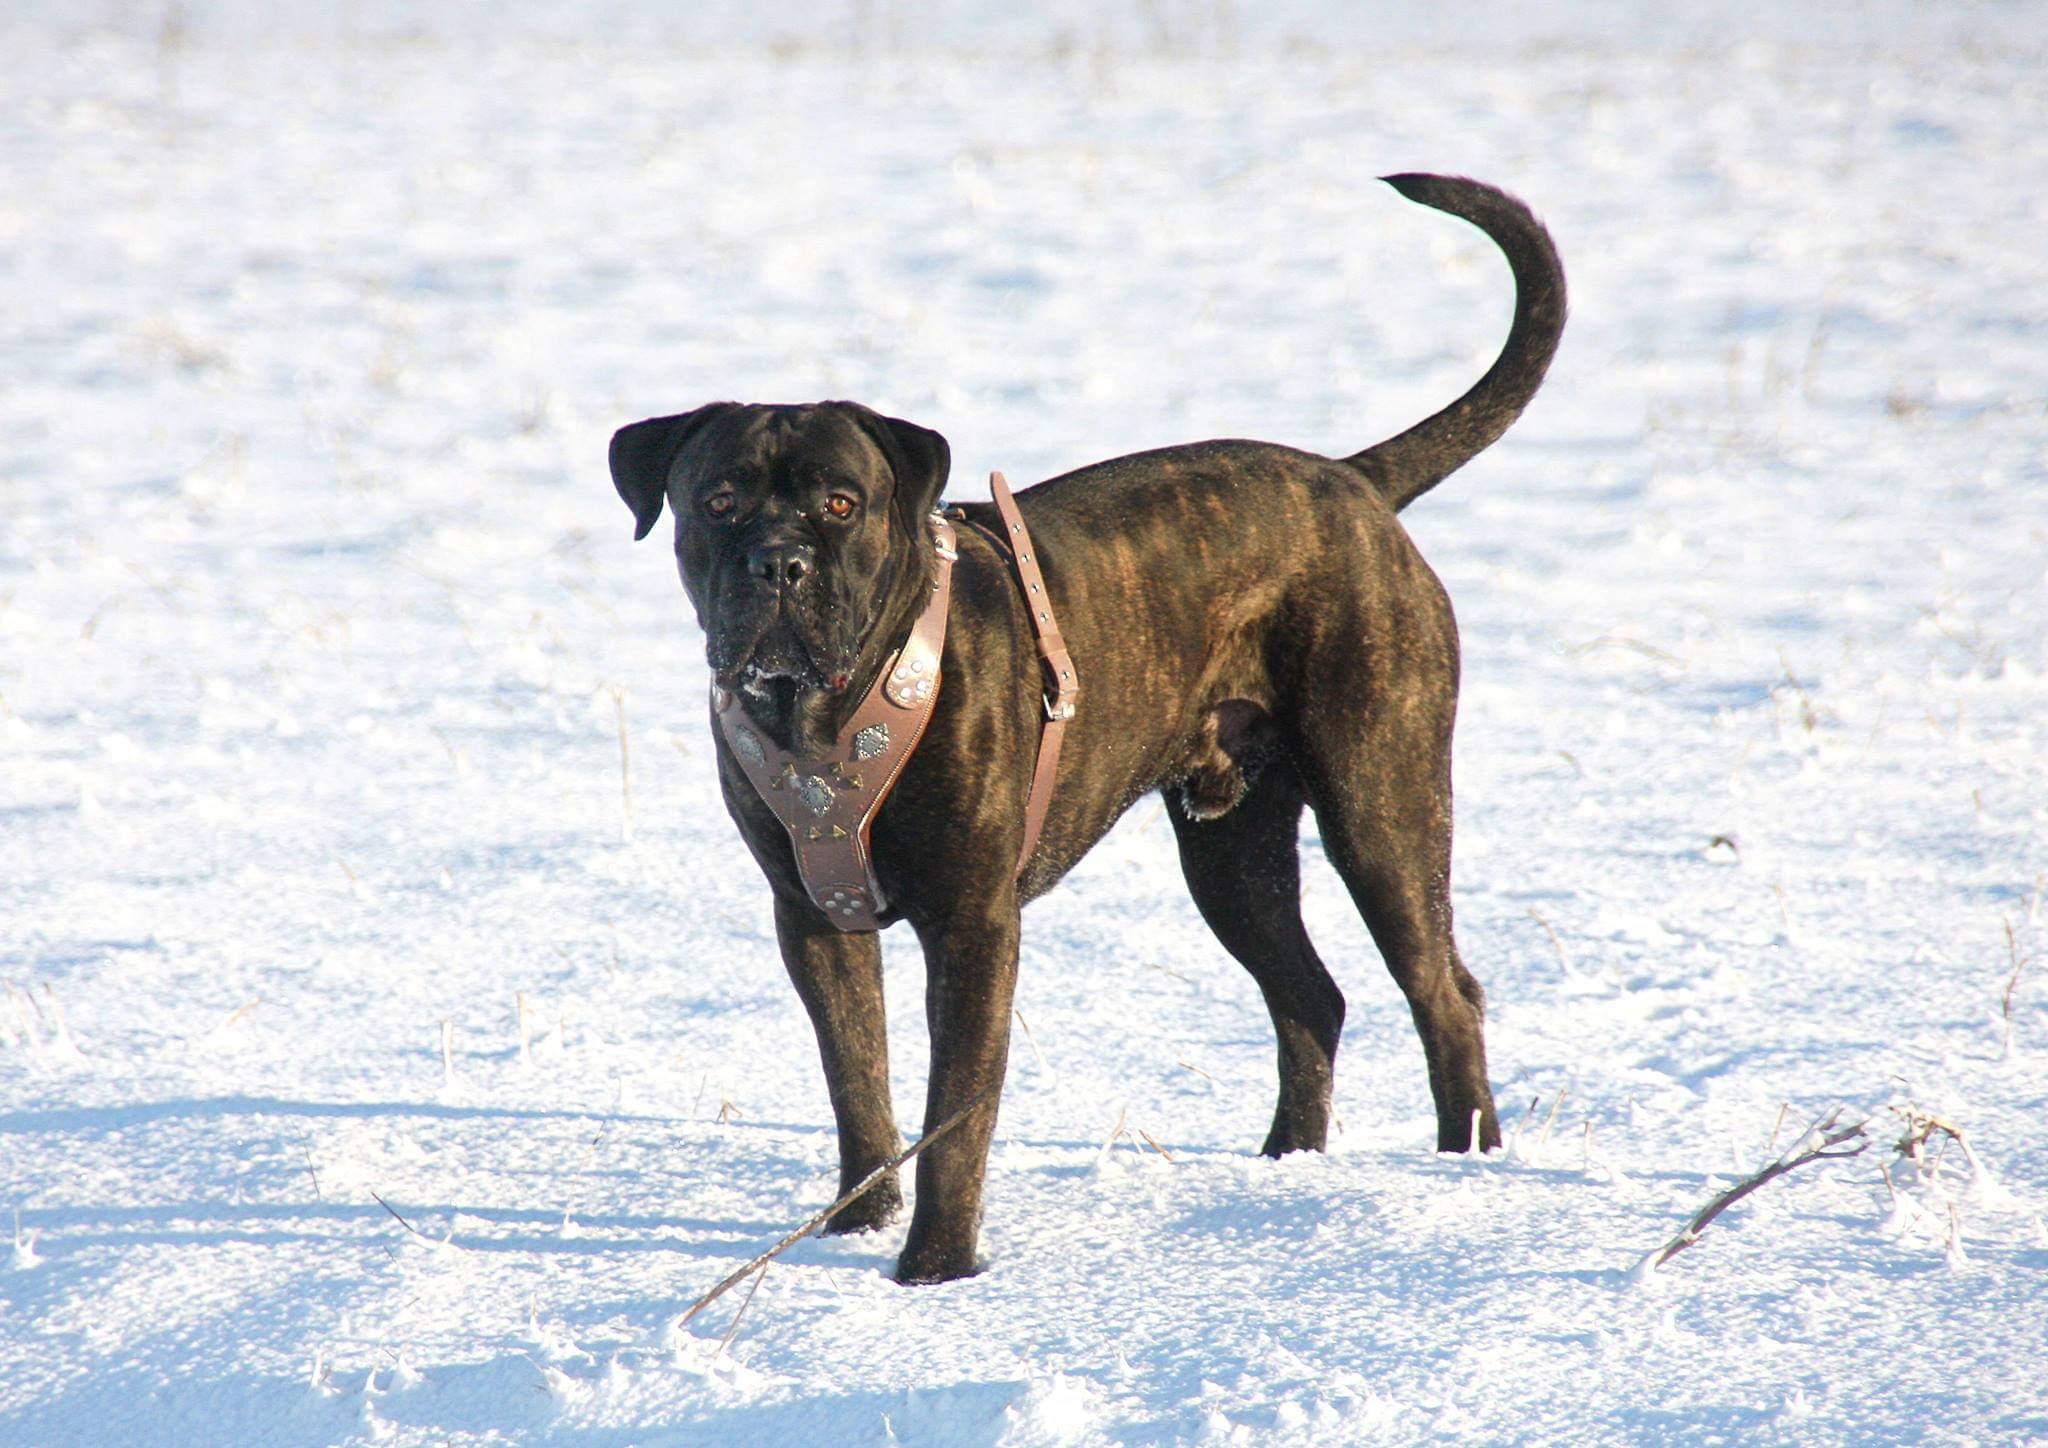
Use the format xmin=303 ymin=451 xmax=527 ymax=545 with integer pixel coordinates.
xmin=611 ymin=685 xmax=633 ymax=842
xmin=218 ymin=997 xmax=262 ymax=1032
xmin=715 ymin=1263 xmax=769 ymax=1356
xmin=1639 ymin=1108 xmax=1868 ymax=1273
xmin=1890 ymin=1104 xmax=1989 ymax=1184
xmin=2002 ymin=919 xmax=2027 ymax=1034
xmin=674 ymin=1078 xmax=1001 ymax=1332
xmin=1013 ymin=1007 xmax=1050 ymax=1074
xmin=1894 ymin=1106 xmax=1965 ymax=1162
xmin=1537 ymin=1085 xmax=1569 ymax=1152
xmin=1096 ymin=1104 xmax=1130 ymax=1161
xmin=1135 ymin=1128 xmax=1177 ymax=1163
xmin=369 ymin=1190 xmax=429 ymax=1240
xmin=1527 ymin=909 xmax=1573 ymax=974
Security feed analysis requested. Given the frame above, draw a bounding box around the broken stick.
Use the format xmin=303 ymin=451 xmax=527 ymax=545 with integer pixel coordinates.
xmin=675 ymin=1078 xmax=1002 ymax=1331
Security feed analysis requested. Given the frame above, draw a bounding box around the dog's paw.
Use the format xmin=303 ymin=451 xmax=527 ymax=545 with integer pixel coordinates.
xmin=893 ymin=1252 xmax=982 ymax=1286
xmin=893 ymin=1233 xmax=984 ymax=1285
xmin=823 ymin=1176 xmax=903 ymax=1236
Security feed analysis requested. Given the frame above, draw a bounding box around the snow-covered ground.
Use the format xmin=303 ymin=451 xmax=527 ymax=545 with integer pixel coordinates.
xmin=4 ymin=3 xmax=2045 ymax=1443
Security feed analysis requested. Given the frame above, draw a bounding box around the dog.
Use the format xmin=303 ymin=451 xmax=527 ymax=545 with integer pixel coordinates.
xmin=610 ymin=174 xmax=1565 ymax=1284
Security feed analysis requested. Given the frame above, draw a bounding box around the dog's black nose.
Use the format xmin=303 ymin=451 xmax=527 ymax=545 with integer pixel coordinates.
xmin=746 ymin=542 xmax=814 ymax=586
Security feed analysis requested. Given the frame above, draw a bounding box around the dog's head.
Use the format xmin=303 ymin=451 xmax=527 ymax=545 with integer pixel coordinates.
xmin=610 ymin=401 xmax=951 ymax=711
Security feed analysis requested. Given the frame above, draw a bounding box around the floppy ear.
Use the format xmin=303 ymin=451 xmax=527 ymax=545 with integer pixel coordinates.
xmin=836 ymin=404 xmax=952 ymax=530
xmin=609 ymin=403 xmax=738 ymax=541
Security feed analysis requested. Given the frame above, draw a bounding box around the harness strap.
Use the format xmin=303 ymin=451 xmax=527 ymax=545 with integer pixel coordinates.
xmin=988 ymin=471 xmax=1077 ymax=877
xmin=712 ymin=514 xmax=957 ymax=931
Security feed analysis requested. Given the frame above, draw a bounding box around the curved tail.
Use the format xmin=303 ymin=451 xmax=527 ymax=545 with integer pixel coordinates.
xmin=1347 ymin=174 xmax=1567 ymax=512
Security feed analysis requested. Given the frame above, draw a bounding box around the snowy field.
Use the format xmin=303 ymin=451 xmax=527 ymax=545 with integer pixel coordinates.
xmin=4 ymin=2 xmax=2046 ymax=1442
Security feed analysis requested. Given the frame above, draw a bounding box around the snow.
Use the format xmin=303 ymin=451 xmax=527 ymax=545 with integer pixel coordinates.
xmin=4 ymin=2 xmax=2046 ymax=1443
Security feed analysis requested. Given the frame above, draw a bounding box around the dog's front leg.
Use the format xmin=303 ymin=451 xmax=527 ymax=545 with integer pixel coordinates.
xmin=895 ymin=893 xmax=1021 ymax=1284
xmin=773 ymin=895 xmax=904 ymax=1234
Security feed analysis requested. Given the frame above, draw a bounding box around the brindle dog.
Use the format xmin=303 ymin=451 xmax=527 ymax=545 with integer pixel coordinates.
xmin=610 ymin=174 xmax=1566 ymax=1284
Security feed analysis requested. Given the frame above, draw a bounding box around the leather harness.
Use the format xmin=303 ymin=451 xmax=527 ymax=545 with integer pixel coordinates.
xmin=712 ymin=472 xmax=1077 ymax=931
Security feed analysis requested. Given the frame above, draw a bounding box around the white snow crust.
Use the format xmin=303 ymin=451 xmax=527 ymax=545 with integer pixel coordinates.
xmin=3 ymin=3 xmax=2045 ymax=1443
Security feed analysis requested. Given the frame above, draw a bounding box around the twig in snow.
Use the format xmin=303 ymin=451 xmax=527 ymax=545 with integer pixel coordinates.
xmin=216 ymin=997 xmax=262 ymax=1034
xmin=0 ymin=983 xmax=29 ymax=1048
xmin=1894 ymin=1108 xmax=1951 ymax=1162
xmin=610 ymin=685 xmax=633 ymax=843
xmin=1139 ymin=957 xmax=1199 ymax=987
xmin=1135 ymin=1128 xmax=1177 ymax=1163
xmin=1527 ymin=909 xmax=1573 ymax=975
xmin=1538 ymin=1087 xmax=1568 ymax=1153
xmin=1772 ymin=650 xmax=1823 ymax=735
xmin=12 ymin=1206 xmax=42 ymax=1267
xmin=673 ymin=1078 xmax=1000 ymax=1332
xmin=715 ymin=1263 xmax=769 ymax=1356
xmin=39 ymin=987 xmax=83 ymax=1058
xmin=299 ymin=1137 xmax=324 ymax=1202
xmin=1637 ymin=1108 xmax=1868 ymax=1274
xmin=559 ymin=1087 xmax=624 ymax=1233
xmin=431 ymin=726 xmax=465 ymax=773
xmin=1096 ymin=1104 xmax=1130 ymax=1162
xmin=369 ymin=1191 xmax=430 ymax=1241
xmin=1890 ymin=1105 xmax=1992 ymax=1188
xmin=2002 ymin=919 xmax=2028 ymax=1056
xmin=1507 ymin=1095 xmax=1540 ymax=1155
xmin=1013 ymin=1008 xmax=1050 ymax=1075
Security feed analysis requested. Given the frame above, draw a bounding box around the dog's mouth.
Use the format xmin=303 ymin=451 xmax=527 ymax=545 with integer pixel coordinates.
xmin=708 ymin=594 xmax=855 ymax=698
xmin=722 ymin=654 xmax=854 ymax=697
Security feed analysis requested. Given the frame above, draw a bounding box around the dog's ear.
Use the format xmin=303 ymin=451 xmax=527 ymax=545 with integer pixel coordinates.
xmin=837 ymin=404 xmax=951 ymax=529
xmin=609 ymin=403 xmax=738 ymax=541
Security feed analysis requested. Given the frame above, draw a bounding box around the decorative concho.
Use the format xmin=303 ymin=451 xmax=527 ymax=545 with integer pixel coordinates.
xmin=794 ymin=774 xmax=835 ymax=816
xmin=821 ymin=883 xmax=866 ymax=920
xmin=852 ymin=722 xmax=890 ymax=761
xmin=884 ymin=655 xmax=936 ymax=708
xmin=730 ymin=724 xmax=766 ymax=767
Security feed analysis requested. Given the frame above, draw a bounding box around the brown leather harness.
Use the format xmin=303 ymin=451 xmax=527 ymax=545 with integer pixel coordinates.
xmin=712 ymin=473 xmax=1076 ymax=931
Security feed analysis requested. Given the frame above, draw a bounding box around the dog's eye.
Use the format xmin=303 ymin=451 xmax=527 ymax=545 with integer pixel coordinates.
xmin=824 ymin=492 xmax=858 ymax=520
xmin=704 ymin=491 xmax=736 ymax=519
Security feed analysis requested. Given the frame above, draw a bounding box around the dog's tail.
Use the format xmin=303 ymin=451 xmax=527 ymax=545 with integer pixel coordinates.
xmin=1346 ymin=174 xmax=1567 ymax=512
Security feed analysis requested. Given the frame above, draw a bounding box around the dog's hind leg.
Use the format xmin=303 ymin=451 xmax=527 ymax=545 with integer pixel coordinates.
xmin=1170 ymin=764 xmax=1346 ymax=1156
xmin=774 ymin=896 xmax=905 ymax=1233
xmin=1293 ymin=649 xmax=1501 ymax=1154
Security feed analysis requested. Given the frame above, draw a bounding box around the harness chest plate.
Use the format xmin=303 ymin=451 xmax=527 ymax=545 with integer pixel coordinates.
xmin=713 ymin=514 xmax=957 ymax=931
xmin=714 ymin=476 xmax=1078 ymax=931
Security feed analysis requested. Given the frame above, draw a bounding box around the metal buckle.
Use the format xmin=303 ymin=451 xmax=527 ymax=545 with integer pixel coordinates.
xmin=1044 ymin=695 xmax=1076 ymax=722
xmin=929 ymin=512 xmax=959 ymax=561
